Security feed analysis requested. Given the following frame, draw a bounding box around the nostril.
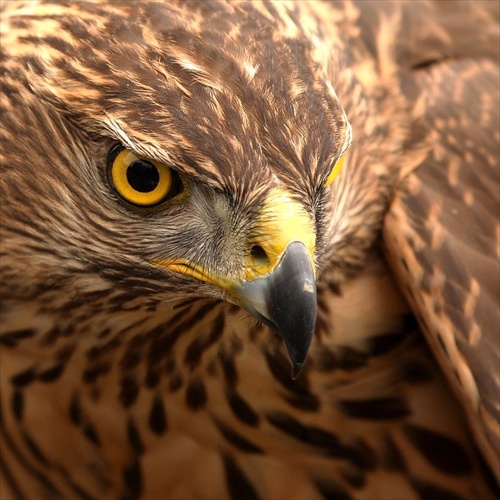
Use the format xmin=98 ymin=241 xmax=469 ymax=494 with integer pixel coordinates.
xmin=250 ymin=244 xmax=270 ymax=266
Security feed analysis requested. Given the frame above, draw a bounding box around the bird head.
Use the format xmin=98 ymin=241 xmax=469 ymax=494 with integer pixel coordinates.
xmin=1 ymin=1 xmax=358 ymax=375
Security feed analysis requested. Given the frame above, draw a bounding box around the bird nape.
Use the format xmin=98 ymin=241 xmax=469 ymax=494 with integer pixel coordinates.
xmin=0 ymin=1 xmax=499 ymax=499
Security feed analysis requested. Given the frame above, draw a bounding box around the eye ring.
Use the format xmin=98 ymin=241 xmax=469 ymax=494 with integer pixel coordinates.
xmin=324 ymin=154 xmax=345 ymax=187
xmin=107 ymin=145 xmax=181 ymax=206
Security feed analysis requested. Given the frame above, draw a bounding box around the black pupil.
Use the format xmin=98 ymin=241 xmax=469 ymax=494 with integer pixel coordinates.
xmin=126 ymin=160 xmax=160 ymax=193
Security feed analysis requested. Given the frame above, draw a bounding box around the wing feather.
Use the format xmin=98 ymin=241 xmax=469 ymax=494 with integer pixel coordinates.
xmin=384 ymin=56 xmax=500 ymax=479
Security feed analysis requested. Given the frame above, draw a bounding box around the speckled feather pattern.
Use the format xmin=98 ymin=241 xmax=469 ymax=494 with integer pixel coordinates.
xmin=0 ymin=1 xmax=499 ymax=499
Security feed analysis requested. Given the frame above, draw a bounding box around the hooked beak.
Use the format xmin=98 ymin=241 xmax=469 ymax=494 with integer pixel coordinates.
xmin=233 ymin=241 xmax=316 ymax=378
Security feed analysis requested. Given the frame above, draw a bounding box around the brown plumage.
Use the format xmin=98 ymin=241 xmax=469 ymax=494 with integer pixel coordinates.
xmin=0 ymin=1 xmax=498 ymax=499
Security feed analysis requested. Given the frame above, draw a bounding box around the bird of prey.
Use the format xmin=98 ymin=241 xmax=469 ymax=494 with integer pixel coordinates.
xmin=0 ymin=1 xmax=499 ymax=499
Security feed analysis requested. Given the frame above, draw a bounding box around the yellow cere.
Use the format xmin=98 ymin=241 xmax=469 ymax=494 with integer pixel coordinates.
xmin=243 ymin=188 xmax=316 ymax=281
xmin=155 ymin=188 xmax=316 ymax=289
xmin=111 ymin=149 xmax=172 ymax=206
xmin=324 ymin=154 xmax=345 ymax=187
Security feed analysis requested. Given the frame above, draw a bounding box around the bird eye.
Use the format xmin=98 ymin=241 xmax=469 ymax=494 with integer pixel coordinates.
xmin=108 ymin=145 xmax=181 ymax=206
xmin=324 ymin=155 xmax=345 ymax=187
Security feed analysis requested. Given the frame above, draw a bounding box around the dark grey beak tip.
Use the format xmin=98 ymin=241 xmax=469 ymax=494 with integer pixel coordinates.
xmin=291 ymin=361 xmax=304 ymax=379
xmin=236 ymin=241 xmax=317 ymax=379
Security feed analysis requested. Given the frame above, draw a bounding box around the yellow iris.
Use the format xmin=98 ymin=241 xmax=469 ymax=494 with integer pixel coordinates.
xmin=110 ymin=148 xmax=173 ymax=206
xmin=324 ymin=155 xmax=345 ymax=187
